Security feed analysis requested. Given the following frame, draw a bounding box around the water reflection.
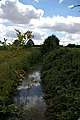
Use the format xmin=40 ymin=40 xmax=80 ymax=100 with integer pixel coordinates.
xmin=15 ymin=71 xmax=46 ymax=110
xmin=25 ymin=96 xmax=45 ymax=110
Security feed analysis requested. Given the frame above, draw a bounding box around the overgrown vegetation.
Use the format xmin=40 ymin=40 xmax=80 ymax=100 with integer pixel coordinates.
xmin=0 ymin=30 xmax=80 ymax=120
xmin=41 ymin=47 xmax=80 ymax=120
xmin=0 ymin=47 xmax=42 ymax=120
xmin=0 ymin=29 xmax=42 ymax=120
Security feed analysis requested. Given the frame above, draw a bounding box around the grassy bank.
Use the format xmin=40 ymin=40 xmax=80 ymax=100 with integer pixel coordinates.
xmin=41 ymin=47 xmax=80 ymax=120
xmin=0 ymin=47 xmax=42 ymax=119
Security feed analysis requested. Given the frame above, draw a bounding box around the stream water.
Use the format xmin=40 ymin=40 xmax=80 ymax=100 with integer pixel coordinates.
xmin=14 ymin=69 xmax=46 ymax=120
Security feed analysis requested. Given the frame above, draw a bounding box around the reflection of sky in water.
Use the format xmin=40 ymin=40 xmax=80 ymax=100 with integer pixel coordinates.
xmin=18 ymin=71 xmax=41 ymax=90
xmin=25 ymin=96 xmax=46 ymax=110
xmin=14 ymin=71 xmax=46 ymax=109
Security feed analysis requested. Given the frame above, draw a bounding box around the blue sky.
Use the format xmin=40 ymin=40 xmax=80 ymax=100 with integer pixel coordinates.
xmin=0 ymin=0 xmax=80 ymax=45
xmin=21 ymin=0 xmax=80 ymax=17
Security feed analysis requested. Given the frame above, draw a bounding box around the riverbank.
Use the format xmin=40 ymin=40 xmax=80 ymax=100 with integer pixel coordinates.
xmin=41 ymin=47 xmax=80 ymax=120
xmin=0 ymin=47 xmax=42 ymax=119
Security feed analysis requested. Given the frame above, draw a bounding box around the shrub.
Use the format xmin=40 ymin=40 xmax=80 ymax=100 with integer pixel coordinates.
xmin=27 ymin=48 xmax=42 ymax=64
xmin=41 ymin=48 xmax=80 ymax=120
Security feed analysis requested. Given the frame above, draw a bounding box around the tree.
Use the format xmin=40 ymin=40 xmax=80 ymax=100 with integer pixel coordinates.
xmin=15 ymin=29 xmax=33 ymax=46
xmin=0 ymin=38 xmax=7 ymax=46
xmin=13 ymin=39 xmax=19 ymax=45
xmin=26 ymin=39 xmax=34 ymax=48
xmin=41 ymin=34 xmax=59 ymax=55
xmin=67 ymin=43 xmax=76 ymax=48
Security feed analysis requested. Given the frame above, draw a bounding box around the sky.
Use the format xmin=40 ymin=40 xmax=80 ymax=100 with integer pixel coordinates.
xmin=0 ymin=0 xmax=80 ymax=45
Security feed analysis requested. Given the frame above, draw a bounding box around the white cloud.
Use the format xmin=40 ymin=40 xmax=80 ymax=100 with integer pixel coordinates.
xmin=60 ymin=33 xmax=80 ymax=46
xmin=59 ymin=0 xmax=64 ymax=4
xmin=32 ymin=29 xmax=48 ymax=44
xmin=32 ymin=0 xmax=39 ymax=3
xmin=0 ymin=24 xmax=6 ymax=40
xmin=68 ymin=4 xmax=74 ymax=9
xmin=0 ymin=24 xmax=26 ymax=43
xmin=1 ymin=15 xmax=80 ymax=45
xmin=25 ymin=96 xmax=46 ymax=109
xmin=30 ymin=16 xmax=80 ymax=34
xmin=0 ymin=23 xmax=47 ymax=45
xmin=30 ymin=15 xmax=80 ymax=45
xmin=0 ymin=0 xmax=44 ymax=24
xmin=0 ymin=1 xmax=80 ymax=46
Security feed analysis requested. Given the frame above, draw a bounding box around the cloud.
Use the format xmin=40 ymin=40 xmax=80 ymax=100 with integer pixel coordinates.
xmin=0 ymin=24 xmax=7 ymax=41
xmin=31 ymin=16 xmax=80 ymax=34
xmin=59 ymin=0 xmax=64 ymax=4
xmin=0 ymin=0 xmax=44 ymax=24
xmin=0 ymin=1 xmax=80 ymax=46
xmin=25 ymin=96 xmax=46 ymax=109
xmin=68 ymin=4 xmax=74 ymax=9
xmin=32 ymin=0 xmax=39 ymax=3
xmin=0 ymin=24 xmax=25 ymax=42
xmin=0 ymin=23 xmax=47 ymax=45
xmin=32 ymin=29 xmax=48 ymax=44
xmin=30 ymin=15 xmax=80 ymax=45
xmin=1 ymin=14 xmax=80 ymax=45
xmin=60 ymin=33 xmax=80 ymax=46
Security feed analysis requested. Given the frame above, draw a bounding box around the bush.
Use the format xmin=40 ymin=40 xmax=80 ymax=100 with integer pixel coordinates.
xmin=27 ymin=48 xmax=42 ymax=64
xmin=41 ymin=48 xmax=80 ymax=120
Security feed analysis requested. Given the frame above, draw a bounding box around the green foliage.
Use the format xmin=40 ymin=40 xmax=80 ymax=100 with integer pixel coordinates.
xmin=41 ymin=34 xmax=59 ymax=55
xmin=27 ymin=48 xmax=42 ymax=64
xmin=0 ymin=29 xmax=41 ymax=119
xmin=0 ymin=50 xmax=26 ymax=119
xmin=41 ymin=47 xmax=80 ymax=120
xmin=0 ymin=47 xmax=42 ymax=119
xmin=22 ymin=108 xmax=45 ymax=120
xmin=0 ymin=46 xmax=7 ymax=51
xmin=66 ymin=44 xmax=80 ymax=48
xmin=26 ymin=39 xmax=34 ymax=48
xmin=0 ymin=104 xmax=24 ymax=120
xmin=15 ymin=29 xmax=33 ymax=46
xmin=67 ymin=43 xmax=76 ymax=47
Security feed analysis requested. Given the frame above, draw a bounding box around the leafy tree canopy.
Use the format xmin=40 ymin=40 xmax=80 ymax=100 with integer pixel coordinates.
xmin=15 ymin=29 xmax=33 ymax=46
xmin=41 ymin=34 xmax=59 ymax=55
